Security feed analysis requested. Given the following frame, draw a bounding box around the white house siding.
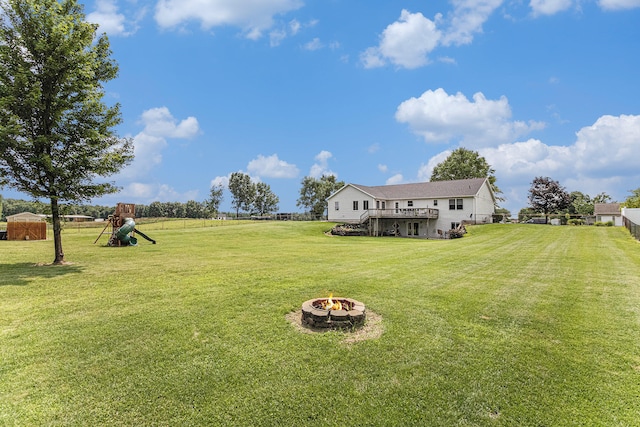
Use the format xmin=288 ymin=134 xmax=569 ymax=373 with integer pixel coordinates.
xmin=433 ymin=197 xmax=473 ymax=232
xmin=327 ymin=178 xmax=495 ymax=237
xmin=327 ymin=185 xmax=373 ymax=224
xmin=474 ymin=183 xmax=496 ymax=224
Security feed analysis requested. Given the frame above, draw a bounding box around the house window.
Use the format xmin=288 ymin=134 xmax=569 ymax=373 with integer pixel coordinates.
xmin=433 ymin=200 xmax=438 ymax=206
xmin=363 ymin=200 xmax=369 ymax=210
xmin=449 ymin=198 xmax=463 ymax=210
xmin=407 ymin=201 xmax=413 ymax=207
xmin=395 ymin=202 xmax=399 ymax=213
xmin=335 ymin=201 xmax=339 ymax=211
xmin=451 ymin=222 xmax=460 ymax=229
xmin=407 ymin=223 xmax=412 ymax=235
xmin=353 ymin=201 xmax=359 ymax=210
xmin=376 ymin=201 xmax=380 ymax=209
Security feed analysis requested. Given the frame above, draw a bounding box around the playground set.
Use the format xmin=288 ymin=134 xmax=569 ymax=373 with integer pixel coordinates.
xmin=94 ymin=203 xmax=156 ymax=246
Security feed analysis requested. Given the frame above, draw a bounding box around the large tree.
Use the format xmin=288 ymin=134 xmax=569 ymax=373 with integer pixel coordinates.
xmin=206 ymin=183 xmax=224 ymax=217
xmin=253 ymin=182 xmax=279 ymax=216
xmin=297 ymin=175 xmax=345 ymax=219
xmin=228 ymin=172 xmax=256 ymax=218
xmin=528 ymin=176 xmax=571 ymax=223
xmin=0 ymin=0 xmax=132 ymax=263
xmin=430 ymin=147 xmax=503 ymax=201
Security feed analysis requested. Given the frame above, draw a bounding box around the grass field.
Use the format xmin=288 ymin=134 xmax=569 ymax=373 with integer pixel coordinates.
xmin=1 ymin=221 xmax=639 ymax=426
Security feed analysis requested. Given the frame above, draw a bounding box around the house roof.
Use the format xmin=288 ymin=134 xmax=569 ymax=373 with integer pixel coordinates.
xmin=594 ymin=203 xmax=621 ymax=215
xmin=339 ymin=178 xmax=491 ymax=201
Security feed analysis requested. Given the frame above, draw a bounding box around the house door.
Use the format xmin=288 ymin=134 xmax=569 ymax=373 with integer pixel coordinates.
xmin=413 ymin=222 xmax=419 ymax=236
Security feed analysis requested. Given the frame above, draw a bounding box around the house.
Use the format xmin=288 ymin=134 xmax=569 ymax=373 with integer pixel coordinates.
xmin=594 ymin=203 xmax=623 ymax=226
xmin=327 ymin=178 xmax=496 ymax=238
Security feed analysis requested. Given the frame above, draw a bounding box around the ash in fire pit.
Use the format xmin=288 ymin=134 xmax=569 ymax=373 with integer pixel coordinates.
xmin=301 ymin=295 xmax=366 ymax=329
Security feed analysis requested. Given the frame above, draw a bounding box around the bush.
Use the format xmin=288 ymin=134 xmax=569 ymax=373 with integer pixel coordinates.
xmin=595 ymin=221 xmax=614 ymax=227
xmin=568 ymin=219 xmax=584 ymax=226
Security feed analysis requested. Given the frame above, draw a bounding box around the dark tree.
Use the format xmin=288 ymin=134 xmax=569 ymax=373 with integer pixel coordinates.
xmin=0 ymin=0 xmax=133 ymax=263
xmin=430 ymin=147 xmax=503 ymax=202
xmin=297 ymin=175 xmax=345 ymax=219
xmin=528 ymin=176 xmax=571 ymax=223
xmin=228 ymin=172 xmax=255 ymax=218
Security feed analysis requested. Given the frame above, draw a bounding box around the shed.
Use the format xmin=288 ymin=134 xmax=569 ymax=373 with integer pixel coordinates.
xmin=6 ymin=212 xmax=47 ymax=240
xmin=594 ymin=203 xmax=622 ymax=226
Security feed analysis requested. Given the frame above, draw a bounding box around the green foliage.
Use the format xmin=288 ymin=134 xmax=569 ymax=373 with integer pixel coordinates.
xmin=228 ymin=172 xmax=256 ymax=217
xmin=622 ymin=187 xmax=640 ymax=208
xmin=297 ymin=175 xmax=345 ymax=219
xmin=228 ymin=173 xmax=280 ymax=217
xmin=206 ymin=183 xmax=224 ymax=215
xmin=567 ymin=218 xmax=584 ymax=225
xmin=0 ymin=0 xmax=132 ymax=263
xmin=595 ymin=221 xmax=614 ymax=227
xmin=430 ymin=147 xmax=503 ymax=202
xmin=253 ymin=182 xmax=279 ymax=215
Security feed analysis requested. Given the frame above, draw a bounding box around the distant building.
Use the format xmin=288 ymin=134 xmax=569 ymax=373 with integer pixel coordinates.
xmin=594 ymin=203 xmax=622 ymax=226
xmin=327 ymin=178 xmax=496 ymax=238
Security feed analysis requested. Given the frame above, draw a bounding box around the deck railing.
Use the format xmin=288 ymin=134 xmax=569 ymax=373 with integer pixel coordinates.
xmin=361 ymin=208 xmax=439 ymax=222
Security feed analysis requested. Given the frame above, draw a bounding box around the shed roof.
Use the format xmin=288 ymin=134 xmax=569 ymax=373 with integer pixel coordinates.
xmin=6 ymin=212 xmax=45 ymax=222
xmin=342 ymin=178 xmax=490 ymax=200
xmin=594 ymin=203 xmax=621 ymax=215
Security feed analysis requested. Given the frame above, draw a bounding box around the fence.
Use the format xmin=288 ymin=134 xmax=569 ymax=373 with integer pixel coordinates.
xmin=623 ymin=217 xmax=640 ymax=241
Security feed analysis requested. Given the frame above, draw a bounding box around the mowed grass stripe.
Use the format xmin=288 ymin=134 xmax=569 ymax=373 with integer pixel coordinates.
xmin=1 ymin=222 xmax=639 ymax=426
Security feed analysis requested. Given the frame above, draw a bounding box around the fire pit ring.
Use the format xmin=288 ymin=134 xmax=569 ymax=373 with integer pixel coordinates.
xmin=301 ymin=297 xmax=366 ymax=329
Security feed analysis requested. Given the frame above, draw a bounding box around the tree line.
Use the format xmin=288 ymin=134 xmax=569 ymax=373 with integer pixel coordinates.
xmin=0 ymin=173 xmax=345 ymax=222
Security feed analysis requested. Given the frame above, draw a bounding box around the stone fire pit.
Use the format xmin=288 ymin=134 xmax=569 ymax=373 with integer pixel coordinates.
xmin=301 ymin=296 xmax=366 ymax=329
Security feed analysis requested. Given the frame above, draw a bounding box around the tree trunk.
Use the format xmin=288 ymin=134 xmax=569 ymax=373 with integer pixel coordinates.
xmin=50 ymin=198 xmax=65 ymax=264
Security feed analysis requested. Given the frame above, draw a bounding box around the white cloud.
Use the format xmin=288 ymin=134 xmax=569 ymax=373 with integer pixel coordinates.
xmin=529 ymin=0 xmax=573 ymax=16
xmin=309 ymin=150 xmax=336 ymax=178
xmin=247 ymin=154 xmax=299 ymax=178
xmin=598 ymin=0 xmax=640 ymax=10
xmin=86 ymin=0 xmax=144 ymax=37
xmin=211 ymin=175 xmax=230 ymax=188
xmin=395 ymin=88 xmax=545 ymax=147
xmin=303 ymin=37 xmax=323 ymax=51
xmin=386 ymin=174 xmax=404 ymax=185
xmin=377 ymin=164 xmax=388 ymax=173
xmin=120 ymin=107 xmax=201 ymax=179
xmin=139 ymin=107 xmax=200 ymax=139
xmin=572 ymin=114 xmax=640 ymax=175
xmin=443 ymin=0 xmax=503 ymax=46
xmin=154 ymin=0 xmax=303 ymax=39
xmin=289 ymin=19 xmax=302 ymax=34
xmin=417 ymin=150 xmax=452 ymax=181
xmin=361 ymin=10 xmax=441 ymax=69
xmin=123 ymin=183 xmax=199 ymax=203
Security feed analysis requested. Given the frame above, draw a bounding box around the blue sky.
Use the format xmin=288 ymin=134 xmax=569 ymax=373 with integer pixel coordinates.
xmin=5 ymin=0 xmax=640 ymax=215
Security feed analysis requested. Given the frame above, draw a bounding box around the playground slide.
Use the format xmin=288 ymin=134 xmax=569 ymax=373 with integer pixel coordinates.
xmin=116 ymin=218 xmax=138 ymax=245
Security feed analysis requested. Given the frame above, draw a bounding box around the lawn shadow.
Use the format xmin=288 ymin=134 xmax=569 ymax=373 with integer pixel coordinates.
xmin=0 ymin=262 xmax=85 ymax=286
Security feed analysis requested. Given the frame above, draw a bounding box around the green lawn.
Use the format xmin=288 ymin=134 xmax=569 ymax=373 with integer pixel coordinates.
xmin=1 ymin=222 xmax=639 ymax=426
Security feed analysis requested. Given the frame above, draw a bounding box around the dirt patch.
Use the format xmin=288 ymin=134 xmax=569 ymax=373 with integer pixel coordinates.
xmin=286 ymin=309 xmax=383 ymax=344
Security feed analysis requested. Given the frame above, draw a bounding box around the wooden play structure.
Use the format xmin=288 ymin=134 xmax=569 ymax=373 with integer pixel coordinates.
xmin=94 ymin=203 xmax=156 ymax=246
xmin=5 ymin=212 xmax=47 ymax=241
